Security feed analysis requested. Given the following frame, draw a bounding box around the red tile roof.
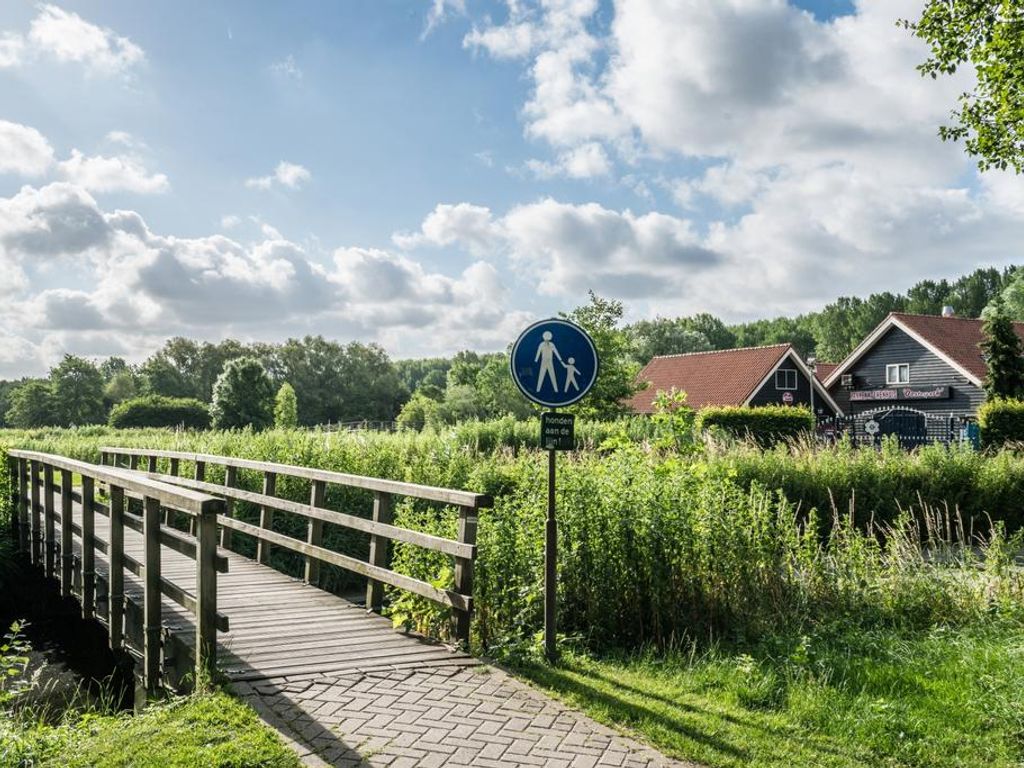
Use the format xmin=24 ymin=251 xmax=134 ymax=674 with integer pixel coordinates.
xmin=813 ymin=362 xmax=838 ymax=382
xmin=628 ymin=344 xmax=792 ymax=413
xmin=888 ymin=313 xmax=1024 ymax=383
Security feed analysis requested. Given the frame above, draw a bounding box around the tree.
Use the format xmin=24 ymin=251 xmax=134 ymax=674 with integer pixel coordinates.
xmin=904 ymin=1 xmax=1024 ymax=172
xmin=210 ymin=357 xmax=275 ymax=430
xmin=397 ymin=392 xmax=442 ymax=431
xmin=104 ymin=370 xmax=138 ymax=407
xmin=274 ymin=382 xmax=299 ymax=429
xmin=981 ymin=297 xmax=1024 ymax=398
xmin=562 ymin=292 xmax=643 ymax=418
xmin=624 ymin=318 xmax=711 ymax=365
xmin=5 ymin=380 xmax=56 ymax=428
xmin=50 ymin=355 xmax=105 ymax=425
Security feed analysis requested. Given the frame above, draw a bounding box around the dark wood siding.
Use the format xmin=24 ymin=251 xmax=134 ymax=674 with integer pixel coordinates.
xmin=749 ymin=357 xmax=837 ymax=417
xmin=828 ymin=327 xmax=984 ymax=416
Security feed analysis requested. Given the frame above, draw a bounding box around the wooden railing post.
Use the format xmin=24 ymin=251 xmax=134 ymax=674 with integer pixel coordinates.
xmin=365 ymin=492 xmax=393 ymax=612
xmin=143 ymin=495 xmax=162 ymax=693
xmin=43 ymin=464 xmax=55 ymax=580
xmin=220 ymin=465 xmax=237 ymax=550
xmin=108 ymin=485 xmax=125 ymax=650
xmin=147 ymin=455 xmax=158 ymax=473
xmin=453 ymin=505 xmax=478 ymax=646
xmin=129 ymin=455 xmax=140 ymax=471
xmin=17 ymin=458 xmax=29 ymax=554
xmin=29 ymin=460 xmax=41 ymax=566
xmin=81 ymin=476 xmax=96 ymax=620
xmin=189 ymin=461 xmax=206 ymax=537
xmin=257 ymin=471 xmax=276 ymax=565
xmin=195 ymin=499 xmax=221 ymax=682
xmin=59 ymin=469 xmax=73 ymax=598
xmin=305 ymin=480 xmax=325 ymax=586
xmin=6 ymin=457 xmax=16 ymax=543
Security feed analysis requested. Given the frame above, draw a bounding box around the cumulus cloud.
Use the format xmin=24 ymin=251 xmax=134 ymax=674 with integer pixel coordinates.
xmin=424 ymin=0 xmax=467 ymax=38
xmin=0 ymin=33 xmax=24 ymax=68
xmin=57 ymin=149 xmax=169 ymax=194
xmin=526 ymin=142 xmax=611 ymax=179
xmin=0 ymin=120 xmax=55 ymax=176
xmin=246 ymin=161 xmax=312 ymax=190
xmin=393 ymin=203 xmax=499 ymax=255
xmin=26 ymin=4 xmax=144 ymax=75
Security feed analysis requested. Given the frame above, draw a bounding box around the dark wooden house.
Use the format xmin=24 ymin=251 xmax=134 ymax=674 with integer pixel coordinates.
xmin=629 ymin=344 xmax=842 ymax=417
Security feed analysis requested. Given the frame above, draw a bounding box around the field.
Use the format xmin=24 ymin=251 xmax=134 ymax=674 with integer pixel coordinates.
xmin=2 ymin=423 xmax=1024 ymax=767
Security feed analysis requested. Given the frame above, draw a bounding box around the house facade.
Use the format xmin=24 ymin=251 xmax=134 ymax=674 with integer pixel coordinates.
xmin=629 ymin=344 xmax=842 ymax=417
xmin=823 ymin=313 xmax=1024 ymax=445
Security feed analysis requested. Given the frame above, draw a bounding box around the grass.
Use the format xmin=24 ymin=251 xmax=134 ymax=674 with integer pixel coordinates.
xmin=512 ymin=624 xmax=1024 ymax=768
xmin=0 ymin=690 xmax=302 ymax=767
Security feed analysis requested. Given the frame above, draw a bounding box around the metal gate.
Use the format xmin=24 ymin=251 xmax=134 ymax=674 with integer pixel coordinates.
xmin=816 ymin=408 xmax=970 ymax=449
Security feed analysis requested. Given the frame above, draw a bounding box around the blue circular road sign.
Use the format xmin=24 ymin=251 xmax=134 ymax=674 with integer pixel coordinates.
xmin=510 ymin=319 xmax=599 ymax=408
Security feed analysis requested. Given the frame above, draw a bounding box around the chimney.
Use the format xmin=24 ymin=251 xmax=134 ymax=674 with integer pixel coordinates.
xmin=941 ymin=305 xmax=955 ymax=318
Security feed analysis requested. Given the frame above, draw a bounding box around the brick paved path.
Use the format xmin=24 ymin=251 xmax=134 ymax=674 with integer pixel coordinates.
xmin=232 ymin=662 xmax=699 ymax=768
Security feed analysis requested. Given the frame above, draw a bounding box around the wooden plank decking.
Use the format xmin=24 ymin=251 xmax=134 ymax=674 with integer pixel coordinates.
xmin=58 ymin=497 xmax=477 ymax=684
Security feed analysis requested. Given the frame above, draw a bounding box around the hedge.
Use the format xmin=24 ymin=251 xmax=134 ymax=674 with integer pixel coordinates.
xmin=694 ymin=404 xmax=815 ymax=445
xmin=978 ymin=398 xmax=1024 ymax=448
xmin=108 ymin=396 xmax=211 ymax=429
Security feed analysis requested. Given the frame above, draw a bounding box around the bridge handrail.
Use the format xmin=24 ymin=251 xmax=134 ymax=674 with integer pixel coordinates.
xmin=99 ymin=446 xmax=489 ymax=643
xmin=6 ymin=450 xmax=225 ymax=692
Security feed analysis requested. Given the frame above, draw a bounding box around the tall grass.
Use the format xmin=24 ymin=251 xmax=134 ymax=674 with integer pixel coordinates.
xmin=1 ymin=425 xmax=1022 ymax=655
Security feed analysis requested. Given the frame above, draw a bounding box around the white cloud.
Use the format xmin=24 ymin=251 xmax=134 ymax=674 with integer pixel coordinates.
xmin=270 ymin=54 xmax=302 ymax=80
xmin=220 ymin=214 xmax=242 ymax=230
xmin=0 ymin=33 xmax=24 ymax=68
xmin=393 ymin=203 xmax=499 ymax=255
xmin=58 ymin=149 xmax=169 ymax=194
xmin=0 ymin=120 xmax=55 ymax=176
xmin=526 ymin=142 xmax=611 ymax=179
xmin=27 ymin=4 xmax=144 ymax=75
xmin=424 ymin=0 xmax=467 ymax=38
xmin=246 ymin=161 xmax=312 ymax=191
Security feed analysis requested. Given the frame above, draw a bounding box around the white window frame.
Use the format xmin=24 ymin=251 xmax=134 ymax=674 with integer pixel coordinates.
xmin=775 ymin=369 xmax=798 ymax=391
xmin=886 ymin=363 xmax=910 ymax=385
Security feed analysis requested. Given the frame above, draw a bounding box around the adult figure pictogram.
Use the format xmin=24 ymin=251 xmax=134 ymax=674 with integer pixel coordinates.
xmin=535 ymin=331 xmax=564 ymax=392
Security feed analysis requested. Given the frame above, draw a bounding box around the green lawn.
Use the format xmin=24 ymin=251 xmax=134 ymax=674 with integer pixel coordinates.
xmin=0 ymin=691 xmax=301 ymax=768
xmin=511 ymin=624 xmax=1024 ymax=768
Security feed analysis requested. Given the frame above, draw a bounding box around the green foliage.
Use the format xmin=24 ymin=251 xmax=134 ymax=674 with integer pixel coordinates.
xmin=108 ymin=395 xmax=210 ymax=429
xmin=904 ymin=0 xmax=1024 ymax=173
xmin=1 ymin=691 xmax=301 ymax=767
xmin=397 ymin=392 xmax=442 ymax=430
xmin=49 ymin=356 xmax=105 ymax=426
xmin=210 ymin=357 xmax=274 ymax=430
xmin=695 ymin=405 xmax=815 ymax=446
xmin=0 ymin=621 xmax=31 ymax=709
xmin=649 ymin=388 xmax=697 ymax=453
xmin=102 ymin=370 xmax=137 ymax=407
xmin=5 ymin=381 xmax=56 ymax=428
xmin=562 ymin=292 xmax=642 ymax=418
xmin=624 ymin=317 xmax=712 ymax=364
xmin=978 ymin=398 xmax=1024 ymax=447
xmin=981 ymin=297 xmax=1024 ymax=398
xmin=273 ymin=383 xmax=299 ymax=429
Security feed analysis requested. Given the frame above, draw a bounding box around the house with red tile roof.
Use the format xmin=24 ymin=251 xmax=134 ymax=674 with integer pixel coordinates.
xmin=628 ymin=344 xmax=843 ymax=417
xmin=823 ymin=312 xmax=1024 ymax=432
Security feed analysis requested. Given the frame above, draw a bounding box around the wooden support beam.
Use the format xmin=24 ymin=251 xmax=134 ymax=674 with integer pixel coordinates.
xmin=195 ymin=501 xmax=219 ymax=681
xmin=81 ymin=476 xmax=96 ymax=620
xmin=305 ymin=480 xmax=325 ymax=586
xmin=29 ymin=460 xmax=41 ymax=566
xmin=143 ymin=495 xmax=162 ymax=693
xmin=220 ymin=465 xmax=237 ymax=551
xmin=453 ymin=505 xmax=479 ymax=646
xmin=365 ymin=491 xmax=393 ymax=613
xmin=59 ymin=469 xmax=73 ymax=598
xmin=108 ymin=485 xmax=125 ymax=650
xmin=257 ymin=471 xmax=276 ymax=565
xmin=17 ymin=458 xmax=29 ymax=554
xmin=43 ymin=464 xmax=55 ymax=580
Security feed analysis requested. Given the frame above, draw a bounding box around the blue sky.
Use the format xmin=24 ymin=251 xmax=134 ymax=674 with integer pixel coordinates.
xmin=0 ymin=0 xmax=1021 ymax=377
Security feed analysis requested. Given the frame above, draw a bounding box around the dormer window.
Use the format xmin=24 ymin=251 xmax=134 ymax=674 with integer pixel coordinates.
xmin=886 ymin=363 xmax=910 ymax=385
xmin=775 ymin=369 xmax=797 ymax=390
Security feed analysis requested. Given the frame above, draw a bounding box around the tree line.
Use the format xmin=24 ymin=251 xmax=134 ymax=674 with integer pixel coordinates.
xmin=1 ymin=265 xmax=1019 ymax=429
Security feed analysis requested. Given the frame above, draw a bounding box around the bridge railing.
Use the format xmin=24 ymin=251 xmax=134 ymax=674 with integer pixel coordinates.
xmin=6 ymin=450 xmax=227 ymax=693
xmin=99 ymin=447 xmax=492 ymax=643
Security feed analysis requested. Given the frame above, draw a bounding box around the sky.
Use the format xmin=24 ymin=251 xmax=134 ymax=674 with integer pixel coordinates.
xmin=0 ymin=0 xmax=1022 ymax=378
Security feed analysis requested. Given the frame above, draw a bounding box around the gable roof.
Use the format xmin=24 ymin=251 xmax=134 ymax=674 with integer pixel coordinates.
xmin=628 ymin=344 xmax=843 ymax=415
xmin=813 ymin=362 xmax=838 ymax=382
xmin=824 ymin=312 xmax=1024 ymax=389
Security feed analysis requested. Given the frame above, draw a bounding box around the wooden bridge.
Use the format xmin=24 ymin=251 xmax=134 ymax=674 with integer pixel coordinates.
xmin=5 ymin=447 xmax=490 ymax=697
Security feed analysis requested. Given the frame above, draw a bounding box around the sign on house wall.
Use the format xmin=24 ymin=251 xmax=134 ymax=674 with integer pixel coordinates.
xmin=849 ymin=386 xmax=950 ymax=402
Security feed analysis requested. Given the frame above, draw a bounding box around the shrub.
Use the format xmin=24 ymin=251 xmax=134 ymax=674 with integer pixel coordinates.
xmin=978 ymin=398 xmax=1024 ymax=447
xmin=273 ymin=383 xmax=298 ymax=429
xmin=695 ymin=405 xmax=815 ymax=445
xmin=108 ymin=396 xmax=210 ymax=429
xmin=210 ymin=358 xmax=274 ymax=430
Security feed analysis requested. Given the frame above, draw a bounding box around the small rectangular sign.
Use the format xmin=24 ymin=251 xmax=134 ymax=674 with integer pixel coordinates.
xmin=541 ymin=412 xmax=575 ymax=451
xmin=849 ymin=385 xmax=950 ymax=402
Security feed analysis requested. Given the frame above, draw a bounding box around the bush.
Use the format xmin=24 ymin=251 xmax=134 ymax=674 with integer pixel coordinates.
xmin=109 ymin=396 xmax=210 ymax=429
xmin=695 ymin=405 xmax=815 ymax=445
xmin=978 ymin=398 xmax=1024 ymax=447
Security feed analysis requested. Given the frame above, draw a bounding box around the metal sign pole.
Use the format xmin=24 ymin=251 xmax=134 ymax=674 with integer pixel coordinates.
xmin=545 ymin=416 xmax=557 ymax=663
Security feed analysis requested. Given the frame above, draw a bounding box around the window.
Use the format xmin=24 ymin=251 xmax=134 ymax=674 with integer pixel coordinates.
xmin=886 ymin=363 xmax=910 ymax=385
xmin=775 ymin=369 xmax=798 ymax=390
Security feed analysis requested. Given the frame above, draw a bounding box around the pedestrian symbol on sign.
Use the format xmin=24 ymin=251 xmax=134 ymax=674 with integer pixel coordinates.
xmin=510 ymin=319 xmax=599 ymax=408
